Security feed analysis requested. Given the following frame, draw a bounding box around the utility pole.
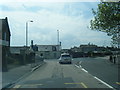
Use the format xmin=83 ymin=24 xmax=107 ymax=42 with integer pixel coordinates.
xmin=26 ymin=20 xmax=33 ymax=48
xmin=24 ymin=20 xmax=33 ymax=65
xmin=57 ymin=30 xmax=59 ymax=45
xmin=26 ymin=22 xmax=28 ymax=48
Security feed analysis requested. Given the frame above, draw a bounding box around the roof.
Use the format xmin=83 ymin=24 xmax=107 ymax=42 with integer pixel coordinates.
xmin=0 ymin=17 xmax=11 ymax=36
xmin=80 ymin=44 xmax=97 ymax=48
xmin=37 ymin=45 xmax=60 ymax=46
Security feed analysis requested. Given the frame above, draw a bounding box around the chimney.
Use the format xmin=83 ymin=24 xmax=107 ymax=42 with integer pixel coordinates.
xmin=31 ymin=40 xmax=33 ymax=46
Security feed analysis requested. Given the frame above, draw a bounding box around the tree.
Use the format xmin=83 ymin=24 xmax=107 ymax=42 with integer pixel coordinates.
xmin=90 ymin=2 xmax=120 ymax=48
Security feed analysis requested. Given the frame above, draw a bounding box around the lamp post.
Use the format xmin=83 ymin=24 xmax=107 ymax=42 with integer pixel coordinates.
xmin=26 ymin=20 xmax=33 ymax=48
xmin=24 ymin=20 xmax=33 ymax=65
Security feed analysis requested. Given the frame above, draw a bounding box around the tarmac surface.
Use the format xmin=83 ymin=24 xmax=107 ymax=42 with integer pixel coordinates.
xmin=1 ymin=61 xmax=45 ymax=89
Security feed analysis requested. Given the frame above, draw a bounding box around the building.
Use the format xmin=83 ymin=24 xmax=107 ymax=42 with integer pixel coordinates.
xmin=71 ymin=46 xmax=80 ymax=52
xmin=61 ymin=49 xmax=70 ymax=53
xmin=79 ymin=44 xmax=98 ymax=53
xmin=36 ymin=45 xmax=61 ymax=59
xmin=0 ymin=17 xmax=11 ymax=71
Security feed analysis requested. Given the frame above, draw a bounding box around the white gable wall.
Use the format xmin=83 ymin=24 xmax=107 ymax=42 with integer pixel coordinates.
xmin=36 ymin=45 xmax=61 ymax=59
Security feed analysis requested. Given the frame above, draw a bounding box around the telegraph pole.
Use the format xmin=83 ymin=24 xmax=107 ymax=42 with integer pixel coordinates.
xmin=57 ymin=30 xmax=59 ymax=45
xmin=24 ymin=20 xmax=33 ymax=65
xmin=26 ymin=20 xmax=33 ymax=48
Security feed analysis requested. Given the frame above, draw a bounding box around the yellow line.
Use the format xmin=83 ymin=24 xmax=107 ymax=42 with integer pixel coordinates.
xmin=64 ymin=83 xmax=81 ymax=84
xmin=34 ymin=84 xmax=43 ymax=86
xmin=23 ymin=84 xmax=43 ymax=86
xmin=64 ymin=82 xmax=88 ymax=88
xmin=116 ymin=82 xmax=120 ymax=85
xmin=13 ymin=85 xmax=21 ymax=88
xmin=80 ymin=82 xmax=88 ymax=88
xmin=13 ymin=84 xmax=43 ymax=88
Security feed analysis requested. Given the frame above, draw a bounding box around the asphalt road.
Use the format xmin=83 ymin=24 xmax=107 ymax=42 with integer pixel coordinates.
xmin=73 ymin=57 xmax=119 ymax=89
xmin=12 ymin=59 xmax=116 ymax=89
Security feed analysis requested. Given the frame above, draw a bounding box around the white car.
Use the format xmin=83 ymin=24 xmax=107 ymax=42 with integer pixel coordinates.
xmin=59 ymin=53 xmax=72 ymax=64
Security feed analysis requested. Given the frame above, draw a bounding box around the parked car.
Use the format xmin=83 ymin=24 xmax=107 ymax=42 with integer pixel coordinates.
xmin=59 ymin=53 xmax=72 ymax=64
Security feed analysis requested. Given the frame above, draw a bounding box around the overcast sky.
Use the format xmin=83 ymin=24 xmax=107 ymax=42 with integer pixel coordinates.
xmin=0 ymin=0 xmax=112 ymax=49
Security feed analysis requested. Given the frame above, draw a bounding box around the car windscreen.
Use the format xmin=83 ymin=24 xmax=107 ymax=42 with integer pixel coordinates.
xmin=61 ymin=55 xmax=70 ymax=57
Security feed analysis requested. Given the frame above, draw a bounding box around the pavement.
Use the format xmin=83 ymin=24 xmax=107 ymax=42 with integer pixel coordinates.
xmin=1 ymin=60 xmax=45 ymax=89
xmin=95 ymin=56 xmax=109 ymax=60
xmin=95 ymin=55 xmax=120 ymax=65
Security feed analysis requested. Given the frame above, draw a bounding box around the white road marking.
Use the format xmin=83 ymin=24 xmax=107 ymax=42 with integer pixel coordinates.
xmin=75 ymin=65 xmax=80 ymax=68
xmin=78 ymin=61 xmax=82 ymax=68
xmin=75 ymin=63 xmax=114 ymax=89
xmin=79 ymin=65 xmax=82 ymax=68
xmin=81 ymin=68 xmax=88 ymax=73
xmin=75 ymin=64 xmax=88 ymax=73
xmin=79 ymin=61 xmax=82 ymax=65
xmin=94 ymin=76 xmax=114 ymax=89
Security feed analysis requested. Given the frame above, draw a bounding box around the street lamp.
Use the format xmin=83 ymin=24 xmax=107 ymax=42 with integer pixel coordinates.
xmin=26 ymin=20 xmax=33 ymax=48
xmin=24 ymin=20 xmax=33 ymax=65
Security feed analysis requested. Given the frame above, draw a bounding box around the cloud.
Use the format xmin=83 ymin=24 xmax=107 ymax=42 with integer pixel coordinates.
xmin=1 ymin=0 xmax=101 ymax=3
xmin=0 ymin=2 xmax=111 ymax=48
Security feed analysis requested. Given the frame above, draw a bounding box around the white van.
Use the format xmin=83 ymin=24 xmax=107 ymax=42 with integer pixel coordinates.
xmin=59 ymin=53 xmax=72 ymax=64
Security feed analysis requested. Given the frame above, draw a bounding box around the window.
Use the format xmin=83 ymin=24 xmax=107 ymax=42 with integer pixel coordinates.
xmin=62 ymin=55 xmax=70 ymax=57
xmin=52 ymin=46 xmax=56 ymax=51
